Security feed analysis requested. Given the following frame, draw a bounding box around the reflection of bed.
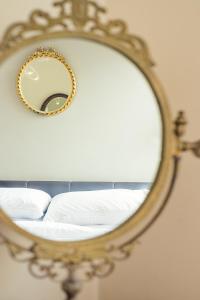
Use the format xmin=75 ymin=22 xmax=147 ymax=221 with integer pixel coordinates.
xmin=15 ymin=220 xmax=116 ymax=241
xmin=0 ymin=181 xmax=151 ymax=241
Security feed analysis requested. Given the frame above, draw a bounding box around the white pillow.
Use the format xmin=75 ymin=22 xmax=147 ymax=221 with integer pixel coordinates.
xmin=44 ymin=189 xmax=149 ymax=225
xmin=0 ymin=188 xmax=51 ymax=220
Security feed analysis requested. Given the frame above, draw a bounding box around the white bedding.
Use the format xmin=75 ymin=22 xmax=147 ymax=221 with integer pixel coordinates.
xmin=44 ymin=189 xmax=149 ymax=225
xmin=15 ymin=220 xmax=115 ymax=241
xmin=10 ymin=188 xmax=149 ymax=241
xmin=0 ymin=188 xmax=51 ymax=219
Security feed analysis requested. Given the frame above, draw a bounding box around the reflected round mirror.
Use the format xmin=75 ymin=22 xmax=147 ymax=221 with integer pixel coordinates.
xmin=0 ymin=38 xmax=164 ymax=243
xmin=17 ymin=48 xmax=76 ymax=115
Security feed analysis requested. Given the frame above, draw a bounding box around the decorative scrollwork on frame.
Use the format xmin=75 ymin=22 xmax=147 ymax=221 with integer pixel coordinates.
xmin=0 ymin=0 xmax=154 ymax=67
xmin=0 ymin=230 xmax=137 ymax=282
xmin=0 ymin=230 xmax=139 ymax=299
xmin=0 ymin=232 xmax=34 ymax=262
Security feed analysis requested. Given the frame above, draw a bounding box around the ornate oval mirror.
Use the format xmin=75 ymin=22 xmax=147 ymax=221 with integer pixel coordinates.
xmin=0 ymin=0 xmax=199 ymax=299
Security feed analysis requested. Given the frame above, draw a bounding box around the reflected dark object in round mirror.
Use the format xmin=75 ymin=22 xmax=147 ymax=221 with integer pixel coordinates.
xmin=40 ymin=93 xmax=68 ymax=112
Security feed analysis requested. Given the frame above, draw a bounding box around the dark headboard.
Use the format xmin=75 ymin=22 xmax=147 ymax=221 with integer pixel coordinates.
xmin=0 ymin=181 xmax=151 ymax=197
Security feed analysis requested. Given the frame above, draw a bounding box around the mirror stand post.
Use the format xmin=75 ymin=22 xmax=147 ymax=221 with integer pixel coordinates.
xmin=61 ymin=265 xmax=82 ymax=300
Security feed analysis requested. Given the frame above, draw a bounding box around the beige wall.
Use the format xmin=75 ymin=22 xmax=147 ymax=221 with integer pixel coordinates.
xmin=100 ymin=1 xmax=200 ymax=300
xmin=0 ymin=1 xmax=200 ymax=300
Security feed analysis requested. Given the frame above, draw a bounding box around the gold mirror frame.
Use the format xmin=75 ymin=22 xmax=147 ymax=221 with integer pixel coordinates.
xmin=17 ymin=48 xmax=76 ymax=116
xmin=0 ymin=1 xmax=199 ymax=299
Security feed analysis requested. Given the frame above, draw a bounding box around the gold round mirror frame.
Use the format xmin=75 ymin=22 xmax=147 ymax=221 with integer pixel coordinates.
xmin=0 ymin=0 xmax=199 ymax=298
xmin=17 ymin=48 xmax=76 ymax=116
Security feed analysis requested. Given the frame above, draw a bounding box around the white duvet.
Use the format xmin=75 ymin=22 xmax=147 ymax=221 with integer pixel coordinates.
xmin=12 ymin=188 xmax=149 ymax=241
xmin=44 ymin=189 xmax=149 ymax=225
xmin=15 ymin=220 xmax=115 ymax=241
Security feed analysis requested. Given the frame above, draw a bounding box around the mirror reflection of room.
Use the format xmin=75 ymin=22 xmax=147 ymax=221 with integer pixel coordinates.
xmin=0 ymin=38 xmax=162 ymax=241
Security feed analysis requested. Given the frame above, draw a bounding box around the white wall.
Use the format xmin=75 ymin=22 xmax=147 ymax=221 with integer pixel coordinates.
xmin=0 ymin=38 xmax=161 ymax=182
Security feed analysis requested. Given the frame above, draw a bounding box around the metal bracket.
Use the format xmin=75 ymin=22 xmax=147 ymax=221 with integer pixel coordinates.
xmin=174 ymin=111 xmax=200 ymax=158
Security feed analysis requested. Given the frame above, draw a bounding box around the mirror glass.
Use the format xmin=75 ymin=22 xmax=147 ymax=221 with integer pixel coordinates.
xmin=0 ymin=38 xmax=162 ymax=242
xmin=18 ymin=52 xmax=75 ymax=114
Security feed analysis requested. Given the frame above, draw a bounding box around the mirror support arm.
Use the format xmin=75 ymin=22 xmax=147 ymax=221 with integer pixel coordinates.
xmin=180 ymin=140 xmax=200 ymax=158
xmin=174 ymin=111 xmax=200 ymax=158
